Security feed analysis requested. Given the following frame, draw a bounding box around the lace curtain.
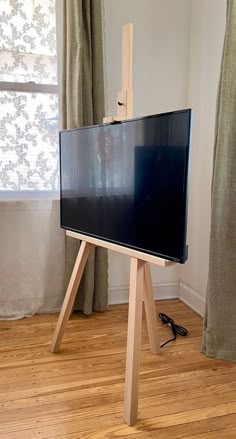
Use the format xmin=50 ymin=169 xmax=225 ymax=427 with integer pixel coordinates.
xmin=0 ymin=0 xmax=66 ymax=320
xmin=0 ymin=0 xmax=59 ymax=193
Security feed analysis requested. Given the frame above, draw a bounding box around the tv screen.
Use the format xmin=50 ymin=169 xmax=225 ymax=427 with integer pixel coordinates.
xmin=60 ymin=109 xmax=192 ymax=263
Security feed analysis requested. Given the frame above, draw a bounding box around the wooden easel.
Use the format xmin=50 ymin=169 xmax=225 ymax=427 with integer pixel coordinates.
xmin=50 ymin=23 xmax=175 ymax=426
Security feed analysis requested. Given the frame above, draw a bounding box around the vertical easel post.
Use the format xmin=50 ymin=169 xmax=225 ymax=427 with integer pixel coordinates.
xmin=117 ymin=23 xmax=133 ymax=120
xmin=115 ymin=22 xmax=160 ymax=425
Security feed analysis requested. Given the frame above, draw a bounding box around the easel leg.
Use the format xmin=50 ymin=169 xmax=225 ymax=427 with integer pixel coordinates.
xmin=124 ymin=257 xmax=145 ymax=426
xmin=143 ymin=264 xmax=160 ymax=355
xmin=50 ymin=241 xmax=94 ymax=353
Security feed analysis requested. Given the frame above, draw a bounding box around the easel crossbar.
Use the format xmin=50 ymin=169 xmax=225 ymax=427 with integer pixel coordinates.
xmin=66 ymin=230 xmax=174 ymax=268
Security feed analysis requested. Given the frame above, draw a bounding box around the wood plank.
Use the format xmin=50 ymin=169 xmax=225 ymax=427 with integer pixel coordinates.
xmin=1 ymin=413 xmax=236 ymax=438
xmin=1 ymin=378 xmax=236 ymax=418
xmin=183 ymin=426 xmax=236 ymax=439
xmin=0 ymin=300 xmax=235 ymax=438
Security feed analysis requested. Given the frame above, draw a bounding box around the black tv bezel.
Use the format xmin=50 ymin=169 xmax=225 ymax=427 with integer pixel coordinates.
xmin=59 ymin=109 xmax=192 ymax=264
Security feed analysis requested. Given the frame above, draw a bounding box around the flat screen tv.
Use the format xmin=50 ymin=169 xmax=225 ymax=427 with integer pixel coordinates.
xmin=60 ymin=109 xmax=192 ymax=263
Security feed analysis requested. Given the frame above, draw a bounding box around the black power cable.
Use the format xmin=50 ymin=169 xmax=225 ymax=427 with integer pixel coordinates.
xmin=159 ymin=313 xmax=188 ymax=348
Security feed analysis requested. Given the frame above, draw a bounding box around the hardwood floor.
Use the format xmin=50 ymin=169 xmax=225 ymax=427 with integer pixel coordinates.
xmin=0 ymin=299 xmax=236 ymax=438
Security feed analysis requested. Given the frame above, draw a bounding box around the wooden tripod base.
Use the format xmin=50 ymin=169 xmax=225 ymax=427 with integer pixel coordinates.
xmin=50 ymin=232 xmax=174 ymax=425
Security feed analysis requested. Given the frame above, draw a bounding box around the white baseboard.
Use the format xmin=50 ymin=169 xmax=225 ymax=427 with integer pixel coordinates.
xmin=109 ymin=281 xmax=206 ymax=317
xmin=179 ymin=282 xmax=205 ymax=317
xmin=109 ymin=282 xmax=179 ymax=305
xmin=40 ymin=282 xmax=205 ymax=317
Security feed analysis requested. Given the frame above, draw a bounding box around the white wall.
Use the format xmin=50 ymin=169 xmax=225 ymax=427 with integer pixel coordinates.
xmin=180 ymin=0 xmax=226 ymax=315
xmin=103 ymin=0 xmax=191 ymax=301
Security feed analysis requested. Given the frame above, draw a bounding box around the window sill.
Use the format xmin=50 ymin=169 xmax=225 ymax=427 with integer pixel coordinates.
xmin=0 ymin=191 xmax=60 ymax=201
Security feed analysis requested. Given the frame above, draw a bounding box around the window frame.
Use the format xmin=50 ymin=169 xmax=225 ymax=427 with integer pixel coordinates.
xmin=0 ymin=81 xmax=58 ymax=94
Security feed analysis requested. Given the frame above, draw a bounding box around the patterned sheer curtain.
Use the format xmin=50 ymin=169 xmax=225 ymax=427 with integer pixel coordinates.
xmin=0 ymin=0 xmax=59 ymax=196
xmin=0 ymin=0 xmax=66 ymax=319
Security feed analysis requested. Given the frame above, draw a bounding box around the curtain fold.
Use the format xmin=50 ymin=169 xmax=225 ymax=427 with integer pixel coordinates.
xmin=202 ymin=0 xmax=236 ymax=361
xmin=61 ymin=0 xmax=108 ymax=315
xmin=0 ymin=200 xmax=66 ymax=320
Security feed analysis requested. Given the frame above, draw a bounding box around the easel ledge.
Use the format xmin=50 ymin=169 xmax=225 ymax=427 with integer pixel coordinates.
xmin=66 ymin=230 xmax=175 ymax=268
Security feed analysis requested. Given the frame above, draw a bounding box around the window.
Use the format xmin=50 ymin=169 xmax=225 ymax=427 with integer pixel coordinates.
xmin=0 ymin=0 xmax=58 ymax=198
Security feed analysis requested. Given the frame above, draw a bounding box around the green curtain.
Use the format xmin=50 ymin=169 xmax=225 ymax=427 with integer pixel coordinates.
xmin=61 ymin=0 xmax=108 ymax=315
xmin=202 ymin=0 xmax=236 ymax=361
